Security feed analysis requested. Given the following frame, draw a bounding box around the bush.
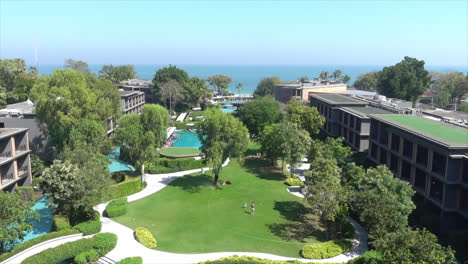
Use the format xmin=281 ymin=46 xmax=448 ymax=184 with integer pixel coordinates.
xmin=116 ymin=257 xmax=143 ymax=264
xmin=111 ymin=171 xmax=127 ymax=183
xmin=0 ymin=229 xmax=79 ymax=263
xmin=74 ymin=220 xmax=101 ymax=235
xmin=16 ymin=186 xmax=34 ymax=201
xmin=105 ymin=198 xmax=128 ymax=218
xmin=74 ymin=249 xmax=98 ymax=264
xmin=146 ymin=158 xmax=203 ymax=174
xmin=301 ymin=239 xmax=352 ymax=259
xmin=197 ymin=255 xmax=344 ymax=264
xmin=53 ymin=214 xmax=71 ymax=231
xmin=341 ymin=220 xmax=355 ymax=239
xmin=285 ymin=178 xmax=304 ymax=186
xmin=135 ymin=227 xmax=157 ymax=249
xmin=102 ymin=177 xmax=143 ymax=202
xmin=31 ymin=178 xmax=41 ymax=189
xmin=93 ymin=232 xmax=118 ymax=256
xmin=226 ymin=179 xmax=232 ymax=185
xmin=348 ymin=250 xmax=384 ymax=264
xmin=22 ymin=232 xmax=117 ymax=264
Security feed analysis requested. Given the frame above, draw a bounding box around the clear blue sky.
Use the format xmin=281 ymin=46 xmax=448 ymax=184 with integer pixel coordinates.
xmin=1 ymin=0 xmax=467 ymax=66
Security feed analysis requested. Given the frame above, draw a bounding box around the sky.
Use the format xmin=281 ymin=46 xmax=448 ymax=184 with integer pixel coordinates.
xmin=0 ymin=0 xmax=467 ymax=66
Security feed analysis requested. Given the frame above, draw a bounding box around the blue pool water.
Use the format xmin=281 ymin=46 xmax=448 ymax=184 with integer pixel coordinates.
xmin=169 ymin=131 xmax=202 ymax=148
xmin=107 ymin=147 xmax=134 ymax=173
xmin=221 ymin=106 xmax=235 ymax=113
xmin=9 ymin=196 xmax=53 ymax=250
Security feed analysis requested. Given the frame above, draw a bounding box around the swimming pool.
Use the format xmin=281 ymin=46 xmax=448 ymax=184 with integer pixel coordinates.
xmin=9 ymin=196 xmax=54 ymax=250
xmin=169 ymin=131 xmax=202 ymax=148
xmin=107 ymin=147 xmax=134 ymax=173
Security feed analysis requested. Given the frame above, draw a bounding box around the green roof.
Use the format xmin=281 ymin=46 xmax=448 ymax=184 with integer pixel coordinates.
xmin=345 ymin=106 xmax=394 ymax=116
xmin=379 ymin=115 xmax=468 ymax=145
xmin=310 ymin=94 xmax=364 ymax=104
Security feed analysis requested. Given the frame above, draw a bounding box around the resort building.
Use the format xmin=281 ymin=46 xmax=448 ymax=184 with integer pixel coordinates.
xmin=275 ymin=79 xmax=347 ymax=103
xmin=0 ymin=100 xmax=48 ymax=154
xmin=367 ymin=114 xmax=468 ymax=233
xmin=118 ymin=79 xmax=154 ymax=103
xmin=120 ymin=90 xmax=145 ymax=116
xmin=0 ymin=128 xmax=32 ymax=193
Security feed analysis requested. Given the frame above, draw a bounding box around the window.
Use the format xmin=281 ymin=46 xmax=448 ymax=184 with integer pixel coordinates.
xmin=344 ymin=113 xmax=349 ymax=125
xmin=370 ymin=143 xmax=378 ymax=159
xmin=463 ymin=158 xmax=468 ymax=184
xmin=432 ymin=151 xmax=446 ymax=176
xmin=370 ymin=120 xmax=378 ymax=140
xmin=402 ymin=139 xmax=413 ymax=159
xmin=344 ymin=128 xmax=348 ymax=141
xmin=350 ymin=116 xmax=355 ymax=128
xmin=415 ymin=168 xmax=426 ymax=191
xmin=391 ymin=134 xmax=400 ymax=152
xmin=401 ymin=161 xmax=411 ymax=181
xmin=390 ymin=155 xmax=399 ymax=174
xmin=339 ymin=111 xmax=343 ymax=122
xmin=354 ymin=134 xmax=360 ymax=148
xmin=416 ymin=145 xmax=428 ymax=167
xmin=379 ymin=123 xmax=389 ymax=146
xmin=356 ymin=119 xmax=361 ymax=132
xmin=429 ymin=177 xmax=443 ymax=202
xmin=0 ymin=122 xmax=4 ymax=128
xmin=380 ymin=149 xmax=387 ymax=164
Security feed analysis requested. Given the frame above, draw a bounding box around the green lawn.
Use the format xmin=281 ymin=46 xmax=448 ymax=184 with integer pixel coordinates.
xmin=380 ymin=115 xmax=468 ymax=145
xmin=159 ymin=147 xmax=201 ymax=156
xmin=114 ymin=154 xmax=326 ymax=257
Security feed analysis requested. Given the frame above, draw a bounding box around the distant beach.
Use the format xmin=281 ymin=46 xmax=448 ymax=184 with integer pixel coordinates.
xmin=37 ymin=64 xmax=467 ymax=95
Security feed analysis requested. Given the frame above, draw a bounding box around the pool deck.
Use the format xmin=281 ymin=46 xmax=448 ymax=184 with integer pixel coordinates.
xmin=166 ymin=127 xmax=176 ymax=140
xmin=176 ymin=113 xmax=188 ymax=122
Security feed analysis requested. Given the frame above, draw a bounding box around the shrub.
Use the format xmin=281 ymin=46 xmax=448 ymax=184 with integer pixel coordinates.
xmin=301 ymin=239 xmax=352 ymax=259
xmin=285 ymin=178 xmax=304 ymax=186
xmin=111 ymin=171 xmax=127 ymax=183
xmin=102 ymin=177 xmax=143 ymax=202
xmin=105 ymin=198 xmax=128 ymax=218
xmin=74 ymin=220 xmax=101 ymax=235
xmin=31 ymin=178 xmax=41 ymax=189
xmin=197 ymin=255 xmax=344 ymax=264
xmin=348 ymin=250 xmax=384 ymax=264
xmin=116 ymin=257 xmax=143 ymax=264
xmin=135 ymin=227 xmax=157 ymax=249
xmin=74 ymin=249 xmax=99 ymax=264
xmin=146 ymin=158 xmax=203 ymax=174
xmin=15 ymin=186 xmax=34 ymax=201
xmin=0 ymin=229 xmax=79 ymax=263
xmin=341 ymin=220 xmax=355 ymax=239
xmin=226 ymin=179 xmax=232 ymax=185
xmin=93 ymin=232 xmax=118 ymax=256
xmin=53 ymin=214 xmax=71 ymax=231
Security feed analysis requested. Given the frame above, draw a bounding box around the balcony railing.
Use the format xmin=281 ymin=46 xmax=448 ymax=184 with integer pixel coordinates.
xmin=0 ymin=151 xmax=12 ymax=159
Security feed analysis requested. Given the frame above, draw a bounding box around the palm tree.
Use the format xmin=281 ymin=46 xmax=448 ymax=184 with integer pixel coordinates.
xmin=236 ymin=83 xmax=243 ymax=95
xmin=319 ymin=71 xmax=329 ymax=80
xmin=341 ymin=75 xmax=351 ymax=84
xmin=332 ymin=70 xmax=342 ymax=81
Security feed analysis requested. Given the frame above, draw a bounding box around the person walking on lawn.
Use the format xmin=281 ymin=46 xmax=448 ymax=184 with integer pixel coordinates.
xmin=251 ymin=201 xmax=255 ymax=215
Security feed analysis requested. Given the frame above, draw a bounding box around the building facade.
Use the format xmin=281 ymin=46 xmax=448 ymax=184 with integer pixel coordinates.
xmin=120 ymin=90 xmax=145 ymax=116
xmin=0 ymin=128 xmax=32 ymax=193
xmin=118 ymin=79 xmax=154 ymax=103
xmin=368 ymin=114 xmax=468 ymax=232
xmin=275 ymin=80 xmax=347 ymax=103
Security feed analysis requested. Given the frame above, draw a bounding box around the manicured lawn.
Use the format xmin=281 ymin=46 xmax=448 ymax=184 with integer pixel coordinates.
xmin=159 ymin=147 xmax=201 ymax=156
xmin=114 ymin=153 xmax=327 ymax=257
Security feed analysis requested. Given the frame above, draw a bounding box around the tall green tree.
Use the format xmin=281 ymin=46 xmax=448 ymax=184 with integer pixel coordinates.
xmin=433 ymin=72 xmax=468 ymax=108
xmin=341 ymin=74 xmax=351 ymax=84
xmin=68 ymin=119 xmax=106 ymax=152
xmin=152 ymin=65 xmax=189 ymax=104
xmin=299 ymin=76 xmax=309 ymax=83
xmin=206 ymin=75 xmax=233 ymax=95
xmin=353 ymin=72 xmax=379 ymax=91
xmin=236 ymin=83 xmax=243 ymax=94
xmin=254 ymin=76 xmax=281 ymax=97
xmin=160 ymin=80 xmax=184 ymax=114
xmin=0 ymin=192 xmax=38 ymax=252
xmin=353 ymin=166 xmax=415 ymax=241
xmin=198 ymin=108 xmax=249 ymax=185
xmin=64 ymin=59 xmax=90 ymax=74
xmin=183 ymin=77 xmax=213 ymax=106
xmin=239 ymin=97 xmax=280 ymax=139
xmin=0 ymin=58 xmax=27 ymax=90
xmin=308 ymin=137 xmax=351 ymax=167
xmin=286 ymin=98 xmax=325 ymax=136
xmin=141 ymin=104 xmax=169 ymax=147
xmin=0 ymin=86 xmax=6 ymax=108
xmin=374 ymin=228 xmax=456 ymax=264
xmin=332 ymin=70 xmax=342 ymax=81
xmin=319 ymin=71 xmax=329 ymax=80
xmin=98 ymin=64 xmax=136 ymax=83
xmin=377 ymin=56 xmax=431 ymax=103
xmin=305 ymin=157 xmax=349 ymax=238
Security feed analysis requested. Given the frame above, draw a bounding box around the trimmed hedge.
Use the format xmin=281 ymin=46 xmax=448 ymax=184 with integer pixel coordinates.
xmin=102 ymin=177 xmax=143 ymax=202
xmin=16 ymin=186 xmax=34 ymax=201
xmin=135 ymin=227 xmax=157 ymax=249
xmin=116 ymin=257 xmax=143 ymax=264
xmin=74 ymin=249 xmax=98 ymax=264
xmin=53 ymin=214 xmax=71 ymax=231
xmin=197 ymin=255 xmax=344 ymax=264
xmin=146 ymin=158 xmax=203 ymax=174
xmin=348 ymin=250 xmax=384 ymax=264
xmin=22 ymin=232 xmax=117 ymax=264
xmin=74 ymin=220 xmax=101 ymax=235
xmin=285 ymin=178 xmax=304 ymax=186
xmin=105 ymin=198 xmax=128 ymax=218
xmin=301 ymin=239 xmax=352 ymax=259
xmin=0 ymin=229 xmax=79 ymax=263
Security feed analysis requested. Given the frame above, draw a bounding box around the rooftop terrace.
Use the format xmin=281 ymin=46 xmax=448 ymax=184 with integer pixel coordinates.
xmin=310 ymin=93 xmax=365 ymax=105
xmin=376 ymin=115 xmax=468 ymax=146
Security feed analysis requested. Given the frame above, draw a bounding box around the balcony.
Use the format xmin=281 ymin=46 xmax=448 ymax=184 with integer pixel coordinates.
xmin=16 ymin=144 xmax=28 ymax=155
xmin=1 ymin=172 xmax=15 ymax=188
xmin=18 ymin=165 xmax=29 ymax=178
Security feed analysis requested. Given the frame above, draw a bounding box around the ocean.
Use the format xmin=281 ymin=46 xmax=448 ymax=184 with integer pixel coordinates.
xmin=37 ymin=64 xmax=467 ymax=95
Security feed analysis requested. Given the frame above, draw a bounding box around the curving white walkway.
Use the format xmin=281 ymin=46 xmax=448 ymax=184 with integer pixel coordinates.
xmin=5 ymin=157 xmax=368 ymax=264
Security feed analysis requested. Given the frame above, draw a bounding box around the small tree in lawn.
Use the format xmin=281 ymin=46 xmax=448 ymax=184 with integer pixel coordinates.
xmin=0 ymin=192 xmax=38 ymax=252
xmin=198 ymin=108 xmax=249 ymax=185
xmin=305 ymin=157 xmax=349 ymax=239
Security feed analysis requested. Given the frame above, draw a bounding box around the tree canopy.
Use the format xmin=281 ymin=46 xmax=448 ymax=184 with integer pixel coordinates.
xmin=160 ymin=79 xmax=184 ymax=114
xmin=239 ymin=97 xmax=280 ymax=139
xmin=353 ymin=72 xmax=379 ymax=91
xmin=0 ymin=58 xmax=38 ymax=105
xmin=432 ymin=72 xmax=468 ymax=108
xmin=286 ymin=98 xmax=325 ymax=136
xmin=183 ymin=77 xmax=213 ymax=106
xmin=206 ymin=75 xmax=233 ymax=95
xmin=141 ymin=104 xmax=170 ymax=148
xmin=198 ymin=108 xmax=249 ymax=185
xmin=152 ymin=65 xmax=189 ymax=104
xmin=98 ymin=64 xmax=136 ymax=83
xmin=308 ymin=137 xmax=351 ymax=167
xmin=254 ymin=76 xmax=281 ymax=97
xmin=377 ymin=56 xmax=431 ymax=103
xmin=64 ymin=58 xmax=90 ymax=74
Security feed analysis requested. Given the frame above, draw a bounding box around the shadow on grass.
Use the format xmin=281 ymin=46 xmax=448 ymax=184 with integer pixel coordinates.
xmin=267 ymin=201 xmax=328 ymax=243
xmin=169 ymin=173 xmax=214 ymax=193
xmin=243 ymin=157 xmax=286 ymax=181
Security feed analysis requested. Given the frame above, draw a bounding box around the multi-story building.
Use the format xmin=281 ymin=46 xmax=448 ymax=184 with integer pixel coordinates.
xmin=120 ymin=90 xmax=145 ymax=116
xmin=0 ymin=128 xmax=32 ymax=193
xmin=368 ymin=114 xmax=468 ymax=232
xmin=309 ymin=93 xmax=394 ymax=151
xmin=275 ymin=79 xmax=347 ymax=103
xmin=118 ymin=79 xmax=154 ymax=103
